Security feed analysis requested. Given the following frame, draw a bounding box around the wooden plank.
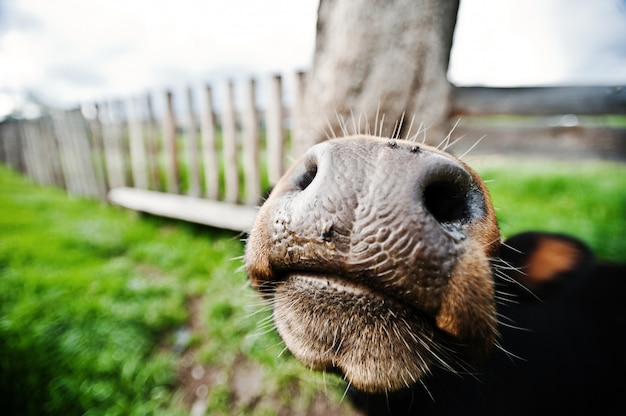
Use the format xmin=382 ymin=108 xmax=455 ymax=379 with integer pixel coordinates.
xmin=291 ymin=71 xmax=307 ymax=158
xmin=455 ymin=124 xmax=626 ymax=161
xmin=451 ymin=86 xmax=626 ymax=116
xmin=85 ymin=104 xmax=109 ymax=194
xmin=72 ymin=111 xmax=92 ymax=196
xmin=200 ymin=85 xmax=219 ymax=200
xmin=222 ymin=81 xmax=239 ymax=203
xmin=21 ymin=118 xmax=59 ymax=186
xmin=52 ymin=110 xmax=81 ymax=195
xmin=242 ymin=78 xmax=261 ymax=206
xmin=24 ymin=119 xmax=49 ymax=185
xmin=0 ymin=120 xmax=24 ymax=172
xmin=52 ymin=109 xmax=104 ymax=199
xmin=39 ymin=116 xmax=65 ymax=188
xmin=128 ymin=96 xmax=149 ymax=189
xmin=162 ymin=90 xmax=180 ymax=194
xmin=144 ymin=93 xmax=161 ymax=190
xmin=101 ymin=101 xmax=127 ymax=189
xmin=69 ymin=109 xmax=102 ymax=198
xmin=70 ymin=109 xmax=106 ymax=199
xmin=266 ymin=74 xmax=286 ymax=185
xmin=108 ymin=187 xmax=259 ymax=233
xmin=19 ymin=120 xmax=44 ymax=184
xmin=184 ymin=87 xmax=201 ymax=197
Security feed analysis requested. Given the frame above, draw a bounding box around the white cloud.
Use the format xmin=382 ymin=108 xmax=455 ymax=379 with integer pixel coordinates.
xmin=449 ymin=0 xmax=626 ymax=86
xmin=449 ymin=0 xmax=569 ymax=86
xmin=1 ymin=0 xmax=625 ymax=118
xmin=0 ymin=0 xmax=318 ymax=108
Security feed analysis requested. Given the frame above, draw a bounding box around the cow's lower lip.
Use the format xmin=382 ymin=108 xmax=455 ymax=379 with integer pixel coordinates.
xmin=286 ymin=272 xmax=378 ymax=296
xmin=270 ymin=272 xmax=440 ymax=392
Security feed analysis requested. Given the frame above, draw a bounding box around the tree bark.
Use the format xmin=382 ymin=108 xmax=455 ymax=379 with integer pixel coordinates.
xmin=296 ymin=0 xmax=459 ymax=155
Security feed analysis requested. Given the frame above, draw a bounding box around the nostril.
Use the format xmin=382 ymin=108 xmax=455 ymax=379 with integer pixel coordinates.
xmin=424 ymin=181 xmax=470 ymax=225
xmin=296 ymin=161 xmax=317 ymax=191
xmin=423 ymin=176 xmax=484 ymax=230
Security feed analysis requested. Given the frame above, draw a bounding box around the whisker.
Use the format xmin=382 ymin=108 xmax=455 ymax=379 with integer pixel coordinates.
xmin=500 ymin=240 xmax=524 ymax=254
xmin=437 ymin=118 xmax=461 ymax=150
xmin=494 ymin=266 xmax=542 ymax=302
xmin=442 ymin=134 xmax=467 ymax=152
xmin=407 ymin=120 xmax=424 ymax=143
xmin=393 ymin=111 xmax=406 ymax=139
xmin=335 ymin=112 xmax=349 ymax=137
xmin=325 ymin=115 xmax=337 ymax=139
xmin=339 ymin=380 xmax=353 ymax=404
xmin=458 ymin=134 xmax=486 ymax=160
xmin=277 ymin=346 xmax=290 ymax=358
xmin=374 ymin=102 xmax=381 ymax=138
xmin=404 ymin=114 xmax=417 ymax=141
xmin=364 ymin=111 xmax=371 ymax=135
xmin=350 ymin=109 xmax=359 ymax=135
xmin=419 ymin=379 xmax=435 ymax=403
xmin=494 ymin=295 xmax=520 ymax=305
xmin=356 ymin=112 xmax=364 ymax=135
xmin=494 ymin=341 xmax=526 ymax=362
xmin=420 ymin=122 xmax=428 ymax=144
xmin=497 ymin=319 xmax=531 ymax=332
xmin=378 ymin=113 xmax=386 ymax=137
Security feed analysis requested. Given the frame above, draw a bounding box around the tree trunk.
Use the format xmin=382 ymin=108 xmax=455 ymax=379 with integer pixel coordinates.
xmin=296 ymin=0 xmax=459 ymax=155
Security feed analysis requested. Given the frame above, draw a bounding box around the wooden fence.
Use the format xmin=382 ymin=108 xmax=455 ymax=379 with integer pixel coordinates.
xmin=0 ymin=73 xmax=309 ymax=232
xmin=451 ymin=86 xmax=626 ymax=161
xmin=1 ymin=78 xmax=625 ymax=232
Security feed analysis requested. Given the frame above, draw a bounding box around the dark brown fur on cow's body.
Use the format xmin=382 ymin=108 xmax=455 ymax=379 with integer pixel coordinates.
xmin=350 ymin=231 xmax=626 ymax=415
xmin=244 ymin=136 xmax=626 ymax=415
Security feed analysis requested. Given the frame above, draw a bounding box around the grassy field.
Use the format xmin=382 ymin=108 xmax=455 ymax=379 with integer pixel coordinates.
xmin=1 ymin=158 xmax=625 ymax=415
xmin=0 ymin=165 xmax=349 ymax=416
xmin=472 ymin=157 xmax=626 ymax=261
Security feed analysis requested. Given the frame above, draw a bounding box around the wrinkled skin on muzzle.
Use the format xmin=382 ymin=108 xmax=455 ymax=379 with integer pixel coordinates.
xmin=245 ymin=136 xmax=500 ymax=393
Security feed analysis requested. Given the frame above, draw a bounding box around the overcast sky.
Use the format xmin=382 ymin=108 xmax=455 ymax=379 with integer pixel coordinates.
xmin=1 ymin=0 xmax=625 ymax=118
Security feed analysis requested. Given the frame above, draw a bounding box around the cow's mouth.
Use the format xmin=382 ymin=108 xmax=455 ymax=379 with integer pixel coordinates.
xmin=269 ymin=272 xmax=457 ymax=393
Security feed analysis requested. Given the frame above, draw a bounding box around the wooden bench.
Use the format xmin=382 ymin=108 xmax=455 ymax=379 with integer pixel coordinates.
xmin=108 ymin=187 xmax=259 ymax=233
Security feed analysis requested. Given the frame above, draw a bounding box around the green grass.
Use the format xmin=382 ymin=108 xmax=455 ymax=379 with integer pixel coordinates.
xmin=473 ymin=158 xmax=626 ymax=261
xmin=0 ymin=168 xmax=197 ymax=415
xmin=0 ymin=165 xmax=349 ymax=415
xmin=0 ymin=157 xmax=625 ymax=415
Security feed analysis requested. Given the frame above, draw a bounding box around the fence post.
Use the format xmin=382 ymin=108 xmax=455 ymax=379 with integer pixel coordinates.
xmin=292 ymin=71 xmax=307 ymax=158
xmin=144 ymin=93 xmax=161 ymax=191
xmin=222 ymin=81 xmax=239 ymax=204
xmin=85 ymin=104 xmax=109 ymax=196
xmin=184 ymin=87 xmax=201 ymax=197
xmin=243 ymin=78 xmax=261 ymax=206
xmin=101 ymin=101 xmax=128 ymax=189
xmin=19 ymin=120 xmax=45 ymax=185
xmin=200 ymin=85 xmax=219 ymax=200
xmin=19 ymin=118 xmax=63 ymax=187
xmin=128 ymin=96 xmax=149 ymax=189
xmin=52 ymin=110 xmax=80 ymax=195
xmin=74 ymin=109 xmax=106 ymax=199
xmin=52 ymin=109 xmax=105 ymax=199
xmin=0 ymin=120 xmax=24 ymax=172
xmin=39 ymin=116 xmax=65 ymax=188
xmin=162 ymin=90 xmax=180 ymax=194
xmin=266 ymin=74 xmax=286 ymax=186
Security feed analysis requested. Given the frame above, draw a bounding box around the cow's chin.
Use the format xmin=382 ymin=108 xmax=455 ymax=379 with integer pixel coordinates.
xmin=271 ymin=273 xmax=453 ymax=393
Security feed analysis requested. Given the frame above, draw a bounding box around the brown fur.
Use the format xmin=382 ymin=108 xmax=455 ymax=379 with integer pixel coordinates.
xmin=524 ymin=238 xmax=582 ymax=286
